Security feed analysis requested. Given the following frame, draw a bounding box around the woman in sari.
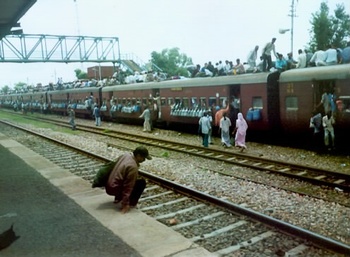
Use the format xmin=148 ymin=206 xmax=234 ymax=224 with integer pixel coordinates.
xmin=233 ymin=113 xmax=248 ymax=151
xmin=219 ymin=112 xmax=232 ymax=147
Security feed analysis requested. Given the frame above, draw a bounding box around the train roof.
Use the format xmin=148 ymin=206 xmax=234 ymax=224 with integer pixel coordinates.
xmin=102 ymin=72 xmax=272 ymax=92
xmin=48 ymin=87 xmax=100 ymax=95
xmin=279 ymin=64 xmax=350 ymax=83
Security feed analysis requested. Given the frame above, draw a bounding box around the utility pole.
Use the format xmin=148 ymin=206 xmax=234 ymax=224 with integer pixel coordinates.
xmin=288 ymin=0 xmax=297 ymax=55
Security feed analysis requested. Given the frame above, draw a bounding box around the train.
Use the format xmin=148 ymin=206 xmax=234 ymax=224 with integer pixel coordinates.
xmin=1 ymin=64 xmax=350 ymax=144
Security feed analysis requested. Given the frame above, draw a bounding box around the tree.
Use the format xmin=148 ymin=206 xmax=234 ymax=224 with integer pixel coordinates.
xmin=1 ymin=85 xmax=10 ymax=94
xmin=150 ymin=48 xmax=193 ymax=77
xmin=309 ymin=2 xmax=350 ymax=51
xmin=74 ymin=68 xmax=88 ymax=80
xmin=14 ymin=82 xmax=27 ymax=92
xmin=331 ymin=4 xmax=350 ymax=48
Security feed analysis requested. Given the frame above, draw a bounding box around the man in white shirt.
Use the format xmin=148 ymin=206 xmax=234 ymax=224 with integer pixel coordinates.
xmin=296 ymin=49 xmax=306 ymax=68
xmin=310 ymin=50 xmax=326 ymax=66
xmin=262 ymin=38 xmax=277 ymax=72
xmin=247 ymin=45 xmax=259 ymax=72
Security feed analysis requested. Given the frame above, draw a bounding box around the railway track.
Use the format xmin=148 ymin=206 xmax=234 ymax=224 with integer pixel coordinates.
xmin=0 ymin=120 xmax=349 ymax=256
xmin=7 ymin=113 xmax=350 ymax=193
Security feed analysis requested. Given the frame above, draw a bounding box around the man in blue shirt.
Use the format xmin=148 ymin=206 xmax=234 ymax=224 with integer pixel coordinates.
xmin=275 ymin=53 xmax=287 ymax=72
xmin=342 ymin=42 xmax=350 ymax=64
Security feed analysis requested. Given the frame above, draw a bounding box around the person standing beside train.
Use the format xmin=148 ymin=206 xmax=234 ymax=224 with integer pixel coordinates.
xmin=322 ymin=112 xmax=335 ymax=151
xmin=93 ymin=104 xmax=101 ymax=126
xmin=68 ymin=106 xmax=76 ymax=130
xmin=309 ymin=110 xmax=322 ymax=150
xmin=207 ymin=110 xmax=213 ymax=144
xmin=139 ymin=106 xmax=151 ymax=132
xmin=261 ymin=37 xmax=277 ymax=72
xmin=199 ymin=112 xmax=211 ymax=147
xmin=233 ymin=113 xmax=248 ymax=152
xmin=219 ymin=112 xmax=232 ymax=147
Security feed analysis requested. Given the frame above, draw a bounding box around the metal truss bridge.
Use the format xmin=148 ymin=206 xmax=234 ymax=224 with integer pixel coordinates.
xmin=0 ymin=34 xmax=120 ymax=63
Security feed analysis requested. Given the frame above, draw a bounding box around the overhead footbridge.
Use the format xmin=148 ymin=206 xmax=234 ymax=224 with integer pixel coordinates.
xmin=0 ymin=34 xmax=121 ymax=64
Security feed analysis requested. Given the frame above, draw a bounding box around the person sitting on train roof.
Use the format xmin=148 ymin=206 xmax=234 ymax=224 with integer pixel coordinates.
xmin=191 ymin=64 xmax=201 ymax=78
xmin=309 ymin=49 xmax=326 ymax=67
xmin=232 ymin=59 xmax=245 ymax=74
xmin=206 ymin=61 xmax=215 ymax=76
xmin=341 ymin=41 xmax=350 ymax=64
xmin=304 ymin=49 xmax=313 ymax=67
xmin=286 ymin=52 xmax=297 ymax=69
xmin=324 ymin=44 xmax=338 ymax=66
xmin=224 ymin=60 xmax=232 ymax=75
xmin=275 ymin=53 xmax=287 ymax=72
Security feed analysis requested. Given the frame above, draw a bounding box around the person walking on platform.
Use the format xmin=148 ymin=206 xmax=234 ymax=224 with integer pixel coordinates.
xmin=106 ymin=146 xmax=151 ymax=213
xmin=68 ymin=107 xmax=76 ymax=130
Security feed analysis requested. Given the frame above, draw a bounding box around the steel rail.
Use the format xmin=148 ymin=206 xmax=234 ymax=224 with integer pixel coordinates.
xmin=1 ymin=119 xmax=349 ymax=255
xmin=22 ymin=115 xmax=350 ymax=192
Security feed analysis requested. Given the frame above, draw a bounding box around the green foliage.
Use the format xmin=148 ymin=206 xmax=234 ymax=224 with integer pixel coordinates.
xmin=150 ymin=47 xmax=193 ymax=77
xmin=309 ymin=2 xmax=350 ymax=51
xmin=161 ymin=151 xmax=169 ymax=157
xmin=74 ymin=68 xmax=88 ymax=79
xmin=14 ymin=82 xmax=27 ymax=90
xmin=1 ymin=85 xmax=10 ymax=94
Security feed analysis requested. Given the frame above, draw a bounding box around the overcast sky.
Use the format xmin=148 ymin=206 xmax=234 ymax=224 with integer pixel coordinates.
xmin=0 ymin=0 xmax=349 ymax=87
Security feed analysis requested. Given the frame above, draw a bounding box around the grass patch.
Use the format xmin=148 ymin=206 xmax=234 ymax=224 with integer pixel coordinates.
xmin=161 ymin=151 xmax=169 ymax=157
xmin=0 ymin=111 xmax=75 ymax=133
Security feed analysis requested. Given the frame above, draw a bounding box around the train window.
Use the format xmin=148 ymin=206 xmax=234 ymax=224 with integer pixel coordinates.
xmin=220 ymin=97 xmax=228 ymax=108
xmin=285 ymin=96 xmax=298 ymax=111
xmin=191 ymin=97 xmax=198 ymax=108
xmin=252 ymin=97 xmax=263 ymax=109
xmin=182 ymin=97 xmax=189 ymax=108
xmin=167 ymin=97 xmax=174 ymax=106
xmin=142 ymin=98 xmax=148 ymax=106
xmin=209 ymin=97 xmax=216 ymax=108
xmin=160 ymin=97 xmax=166 ymax=106
xmin=200 ymin=97 xmax=207 ymax=108
xmin=338 ymin=96 xmax=350 ymax=113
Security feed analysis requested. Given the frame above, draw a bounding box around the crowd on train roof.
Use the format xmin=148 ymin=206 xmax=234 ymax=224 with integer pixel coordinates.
xmin=3 ymin=38 xmax=350 ymax=95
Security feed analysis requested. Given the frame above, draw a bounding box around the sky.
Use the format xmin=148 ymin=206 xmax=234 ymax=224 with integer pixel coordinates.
xmin=0 ymin=0 xmax=349 ymax=87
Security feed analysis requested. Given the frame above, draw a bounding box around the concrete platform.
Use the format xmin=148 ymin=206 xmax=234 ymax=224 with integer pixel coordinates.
xmin=0 ymin=133 xmax=216 ymax=257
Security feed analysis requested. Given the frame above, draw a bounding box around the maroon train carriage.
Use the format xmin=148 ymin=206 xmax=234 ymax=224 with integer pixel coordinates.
xmin=101 ymin=83 xmax=155 ymax=125
xmin=0 ymin=94 xmax=16 ymax=110
xmin=5 ymin=65 xmax=349 ymax=143
xmin=101 ymin=72 xmax=281 ymax=134
xmin=49 ymin=87 xmax=102 ymax=118
xmin=279 ymin=64 xmax=350 ymax=135
xmin=29 ymin=91 xmax=48 ymax=113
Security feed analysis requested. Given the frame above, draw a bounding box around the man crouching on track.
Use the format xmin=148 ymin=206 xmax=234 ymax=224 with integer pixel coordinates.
xmin=105 ymin=146 xmax=151 ymax=214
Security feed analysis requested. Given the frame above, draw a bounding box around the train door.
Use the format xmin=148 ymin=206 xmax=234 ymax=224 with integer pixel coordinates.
xmin=152 ymin=89 xmax=161 ymax=120
xmin=312 ymin=80 xmax=336 ymax=116
xmin=266 ymin=71 xmax=281 ymax=129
